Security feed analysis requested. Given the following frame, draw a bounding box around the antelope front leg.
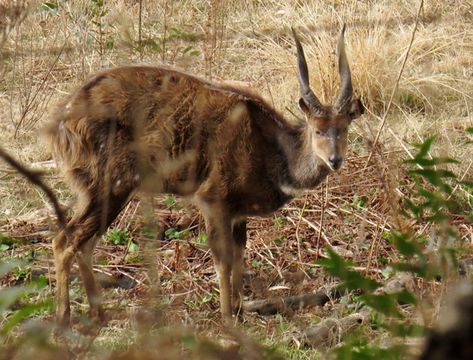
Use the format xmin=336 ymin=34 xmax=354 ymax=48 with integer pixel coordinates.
xmin=232 ymin=220 xmax=247 ymax=316
xmin=202 ymin=204 xmax=234 ymax=324
xmin=215 ymin=257 xmax=233 ymax=323
xmin=231 ymin=244 xmax=245 ymax=316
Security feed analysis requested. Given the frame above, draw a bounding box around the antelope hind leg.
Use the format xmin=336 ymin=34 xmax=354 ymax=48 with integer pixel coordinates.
xmin=76 ymin=237 xmax=105 ymax=325
xmin=202 ymin=204 xmax=234 ymax=324
xmin=52 ymin=231 xmax=76 ymax=329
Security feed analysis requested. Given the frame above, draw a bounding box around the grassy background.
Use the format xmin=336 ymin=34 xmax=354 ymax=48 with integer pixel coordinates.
xmin=0 ymin=0 xmax=472 ymax=359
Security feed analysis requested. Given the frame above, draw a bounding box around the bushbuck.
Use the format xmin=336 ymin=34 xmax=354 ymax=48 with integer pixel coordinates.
xmin=45 ymin=25 xmax=364 ymax=327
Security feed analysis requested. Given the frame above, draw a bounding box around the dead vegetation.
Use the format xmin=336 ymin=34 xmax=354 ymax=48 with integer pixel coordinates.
xmin=0 ymin=0 xmax=472 ymax=359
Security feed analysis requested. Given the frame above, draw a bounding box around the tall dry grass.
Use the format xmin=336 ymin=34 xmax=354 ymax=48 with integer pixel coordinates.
xmin=2 ymin=1 xmax=472 ymax=133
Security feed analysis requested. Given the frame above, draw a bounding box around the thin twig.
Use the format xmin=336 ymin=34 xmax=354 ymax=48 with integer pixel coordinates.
xmin=14 ymin=40 xmax=67 ymax=136
xmin=297 ymin=216 xmax=332 ymax=248
xmin=447 ymin=159 xmax=473 ymax=200
xmin=315 ymin=178 xmax=328 ymax=259
xmin=285 ymin=106 xmax=305 ymax=124
xmin=365 ymin=220 xmax=387 ymax=275
xmin=162 ymin=0 xmax=171 ymax=63
xmin=295 ymin=193 xmax=309 ymax=263
xmin=138 ymin=0 xmax=143 ymax=61
xmin=244 ymin=1 xmax=274 ymax=107
xmin=364 ymin=0 xmax=424 ymax=167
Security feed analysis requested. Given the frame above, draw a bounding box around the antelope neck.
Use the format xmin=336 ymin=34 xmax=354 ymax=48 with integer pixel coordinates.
xmin=277 ymin=126 xmax=330 ymax=193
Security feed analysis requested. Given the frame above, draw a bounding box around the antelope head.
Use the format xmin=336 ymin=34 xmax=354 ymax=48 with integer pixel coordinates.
xmin=292 ymin=25 xmax=364 ymax=171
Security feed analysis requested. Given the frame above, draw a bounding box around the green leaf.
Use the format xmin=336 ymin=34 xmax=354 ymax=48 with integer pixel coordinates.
xmin=164 ymin=228 xmax=190 ymax=240
xmin=396 ymin=289 xmax=417 ymax=305
xmin=181 ymin=45 xmax=193 ymax=55
xmin=40 ymin=2 xmax=59 ymax=12
xmin=0 ymin=260 xmax=25 ymax=277
xmin=403 ymin=198 xmax=422 ymax=219
xmin=412 ymin=136 xmax=435 ymax=159
xmin=0 ymin=244 xmax=10 ymax=251
xmin=359 ymin=294 xmax=402 ymax=317
xmin=164 ymin=195 xmax=177 ymax=209
xmin=388 ymin=232 xmax=422 ymax=257
xmin=200 ymin=294 xmax=214 ymax=304
xmin=410 ymin=169 xmax=456 ymax=184
xmin=390 ymin=323 xmax=425 ymax=337
xmin=197 ymin=232 xmax=207 ymax=245
xmin=128 ymin=242 xmax=139 ymax=254
xmin=317 ymin=248 xmax=381 ymax=291
xmin=404 ymin=157 xmax=458 ymax=166
xmin=1 ymin=299 xmax=54 ymax=335
xmin=181 ymin=334 xmax=199 ymax=350
xmin=0 ymin=233 xmax=17 ymax=249
xmin=105 ymin=228 xmax=131 ymax=245
xmin=251 ymin=259 xmax=263 ymax=268
xmin=0 ymin=284 xmax=36 ymax=311
xmin=332 ymin=337 xmax=404 ymax=360
xmin=391 ymin=261 xmax=433 ymax=278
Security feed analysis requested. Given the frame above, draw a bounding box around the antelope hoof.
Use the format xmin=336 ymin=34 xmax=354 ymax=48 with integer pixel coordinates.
xmin=75 ymin=308 xmax=107 ymax=336
xmin=53 ymin=318 xmax=71 ymax=343
xmin=232 ymin=300 xmax=244 ymax=319
xmin=55 ymin=311 xmax=71 ymax=330
xmin=91 ymin=306 xmax=107 ymax=326
xmin=221 ymin=311 xmax=234 ymax=327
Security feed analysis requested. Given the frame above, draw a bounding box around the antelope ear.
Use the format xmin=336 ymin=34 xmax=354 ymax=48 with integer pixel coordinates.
xmin=298 ymin=97 xmax=311 ymax=116
xmin=348 ymin=98 xmax=364 ymax=121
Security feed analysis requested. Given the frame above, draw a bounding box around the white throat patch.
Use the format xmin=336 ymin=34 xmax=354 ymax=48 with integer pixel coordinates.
xmin=279 ymin=183 xmax=303 ymax=197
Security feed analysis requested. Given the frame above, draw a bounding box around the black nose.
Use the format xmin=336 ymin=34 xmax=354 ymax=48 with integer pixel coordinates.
xmin=328 ymin=155 xmax=342 ymax=170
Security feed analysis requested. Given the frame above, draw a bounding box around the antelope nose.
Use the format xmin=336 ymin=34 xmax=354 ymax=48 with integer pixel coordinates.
xmin=328 ymin=155 xmax=342 ymax=170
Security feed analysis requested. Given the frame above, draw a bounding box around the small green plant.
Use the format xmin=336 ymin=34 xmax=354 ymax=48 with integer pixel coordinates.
xmin=164 ymin=228 xmax=191 ymax=240
xmin=89 ymin=0 xmax=112 ymax=57
xmin=13 ymin=265 xmax=31 ymax=282
xmin=186 ymin=291 xmax=218 ymax=310
xmin=251 ymin=259 xmax=263 ymax=269
xmin=164 ymin=195 xmax=178 ymax=209
xmin=133 ymin=26 xmax=201 ymax=58
xmin=0 ymin=260 xmax=53 ymax=338
xmin=352 ymin=194 xmax=368 ymax=210
xmin=196 ymin=232 xmax=207 ymax=245
xmin=126 ymin=255 xmax=144 ymax=264
xmin=200 ymin=293 xmax=216 ymax=305
xmin=127 ymin=241 xmax=139 ymax=254
xmin=105 ymin=228 xmax=140 ymax=262
xmin=0 ymin=233 xmax=16 ymax=251
xmin=399 ymin=90 xmax=425 ymax=112
xmin=105 ymin=227 xmax=131 ymax=245
xmin=39 ymin=1 xmax=59 ymax=13
xmin=274 ymin=235 xmax=285 ymax=246
xmin=168 ymin=27 xmax=200 ymax=42
xmin=273 ymin=217 xmax=286 ymax=230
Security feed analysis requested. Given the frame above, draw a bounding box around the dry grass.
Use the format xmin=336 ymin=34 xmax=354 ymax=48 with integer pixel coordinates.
xmin=1 ymin=0 xmax=472 ymax=358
